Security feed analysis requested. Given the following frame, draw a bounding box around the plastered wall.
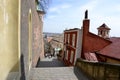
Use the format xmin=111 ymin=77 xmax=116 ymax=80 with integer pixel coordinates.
xmin=0 ymin=0 xmax=19 ymax=80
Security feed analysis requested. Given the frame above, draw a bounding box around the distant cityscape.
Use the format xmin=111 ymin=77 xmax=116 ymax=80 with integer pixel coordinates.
xmin=43 ymin=32 xmax=62 ymax=37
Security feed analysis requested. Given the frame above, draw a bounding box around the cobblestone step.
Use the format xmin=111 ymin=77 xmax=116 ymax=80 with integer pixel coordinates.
xmin=30 ymin=67 xmax=89 ymax=80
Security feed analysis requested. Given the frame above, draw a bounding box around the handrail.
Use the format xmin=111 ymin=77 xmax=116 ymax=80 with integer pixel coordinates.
xmin=75 ymin=58 xmax=120 ymax=80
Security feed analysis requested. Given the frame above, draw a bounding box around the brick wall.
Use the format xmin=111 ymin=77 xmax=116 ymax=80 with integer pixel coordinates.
xmin=20 ymin=0 xmax=44 ymax=79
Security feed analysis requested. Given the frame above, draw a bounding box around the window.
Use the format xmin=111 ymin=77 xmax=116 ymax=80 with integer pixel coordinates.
xmin=28 ymin=9 xmax=32 ymax=70
xmin=68 ymin=34 xmax=70 ymax=44
xmin=70 ymin=51 xmax=74 ymax=63
xmin=64 ymin=34 xmax=67 ymax=43
xmin=72 ymin=34 xmax=75 ymax=47
xmin=66 ymin=50 xmax=69 ymax=60
xmin=100 ymin=31 xmax=102 ymax=35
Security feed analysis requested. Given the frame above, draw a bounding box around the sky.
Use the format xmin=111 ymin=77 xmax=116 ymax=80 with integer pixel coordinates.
xmin=43 ymin=0 xmax=120 ymax=37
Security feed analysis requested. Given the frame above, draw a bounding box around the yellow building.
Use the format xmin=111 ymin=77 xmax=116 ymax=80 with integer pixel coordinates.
xmin=0 ymin=0 xmax=19 ymax=80
xmin=0 ymin=0 xmax=44 ymax=80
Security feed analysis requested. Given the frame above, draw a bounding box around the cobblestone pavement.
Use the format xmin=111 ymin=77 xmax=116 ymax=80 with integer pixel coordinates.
xmin=30 ymin=67 xmax=90 ymax=80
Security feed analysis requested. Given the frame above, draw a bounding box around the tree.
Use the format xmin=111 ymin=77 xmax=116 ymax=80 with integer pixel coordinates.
xmin=37 ymin=0 xmax=50 ymax=13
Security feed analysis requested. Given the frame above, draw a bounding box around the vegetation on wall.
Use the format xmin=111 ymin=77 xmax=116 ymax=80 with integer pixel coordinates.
xmin=37 ymin=0 xmax=50 ymax=13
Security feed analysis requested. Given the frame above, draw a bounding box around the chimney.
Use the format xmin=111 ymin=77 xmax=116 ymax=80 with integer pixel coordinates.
xmin=83 ymin=10 xmax=90 ymax=34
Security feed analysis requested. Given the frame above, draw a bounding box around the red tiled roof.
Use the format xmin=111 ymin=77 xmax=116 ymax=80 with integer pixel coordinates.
xmin=47 ymin=37 xmax=53 ymax=42
xmin=99 ymin=37 xmax=120 ymax=60
xmin=84 ymin=52 xmax=98 ymax=62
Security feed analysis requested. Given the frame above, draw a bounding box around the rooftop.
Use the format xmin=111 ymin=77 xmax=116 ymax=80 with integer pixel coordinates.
xmin=99 ymin=37 xmax=120 ymax=60
xmin=97 ymin=23 xmax=111 ymax=30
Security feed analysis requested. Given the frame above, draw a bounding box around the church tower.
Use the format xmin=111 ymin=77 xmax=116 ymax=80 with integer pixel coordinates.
xmin=97 ymin=23 xmax=111 ymax=39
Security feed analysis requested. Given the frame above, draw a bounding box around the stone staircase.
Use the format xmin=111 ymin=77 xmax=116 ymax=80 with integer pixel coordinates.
xmin=30 ymin=67 xmax=90 ymax=80
xmin=7 ymin=72 xmax=19 ymax=80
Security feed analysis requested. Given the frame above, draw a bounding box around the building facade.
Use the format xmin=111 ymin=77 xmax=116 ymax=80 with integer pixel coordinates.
xmin=0 ymin=1 xmax=19 ymax=80
xmin=63 ymin=10 xmax=120 ymax=65
xmin=63 ymin=28 xmax=83 ymax=66
xmin=81 ymin=10 xmax=120 ymax=64
xmin=0 ymin=0 xmax=44 ymax=80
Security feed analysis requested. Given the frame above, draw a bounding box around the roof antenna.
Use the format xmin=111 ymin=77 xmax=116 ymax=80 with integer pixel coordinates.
xmin=85 ymin=10 xmax=88 ymax=19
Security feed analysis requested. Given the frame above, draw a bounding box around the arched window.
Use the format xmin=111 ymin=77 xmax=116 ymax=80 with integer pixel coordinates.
xmin=100 ymin=30 xmax=102 ymax=35
xmin=28 ymin=9 xmax=32 ymax=70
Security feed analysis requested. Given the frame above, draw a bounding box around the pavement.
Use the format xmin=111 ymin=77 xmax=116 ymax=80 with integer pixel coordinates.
xmin=30 ymin=67 xmax=90 ymax=80
xmin=30 ymin=56 xmax=90 ymax=80
xmin=6 ymin=72 xmax=19 ymax=80
xmin=36 ymin=56 xmax=65 ymax=67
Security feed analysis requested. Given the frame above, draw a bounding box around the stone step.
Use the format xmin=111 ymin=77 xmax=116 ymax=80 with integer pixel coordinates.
xmin=7 ymin=72 xmax=19 ymax=80
xmin=30 ymin=67 xmax=79 ymax=80
xmin=36 ymin=57 xmax=65 ymax=67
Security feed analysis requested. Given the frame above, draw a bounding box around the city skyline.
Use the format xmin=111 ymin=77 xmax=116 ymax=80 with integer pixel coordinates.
xmin=43 ymin=0 xmax=120 ymax=37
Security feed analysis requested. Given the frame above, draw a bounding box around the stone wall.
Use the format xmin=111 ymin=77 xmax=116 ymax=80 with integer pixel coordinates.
xmin=76 ymin=58 xmax=120 ymax=80
xmin=0 ymin=0 xmax=19 ymax=80
xmin=20 ymin=0 xmax=44 ymax=79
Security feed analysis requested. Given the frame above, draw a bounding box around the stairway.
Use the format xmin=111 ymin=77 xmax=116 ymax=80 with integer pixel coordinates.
xmin=36 ymin=57 xmax=65 ymax=67
xmin=7 ymin=72 xmax=19 ymax=80
xmin=30 ymin=67 xmax=89 ymax=80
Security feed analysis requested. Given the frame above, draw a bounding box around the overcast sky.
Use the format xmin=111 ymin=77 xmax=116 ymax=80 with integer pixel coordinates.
xmin=43 ymin=0 xmax=120 ymax=37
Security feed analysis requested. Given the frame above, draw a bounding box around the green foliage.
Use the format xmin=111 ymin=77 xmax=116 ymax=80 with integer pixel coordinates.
xmin=37 ymin=0 xmax=50 ymax=13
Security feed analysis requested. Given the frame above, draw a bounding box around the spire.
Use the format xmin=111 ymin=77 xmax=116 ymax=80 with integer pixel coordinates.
xmin=85 ymin=10 xmax=88 ymax=19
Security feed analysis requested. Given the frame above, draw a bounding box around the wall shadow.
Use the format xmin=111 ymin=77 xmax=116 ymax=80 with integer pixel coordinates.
xmin=73 ymin=67 xmax=91 ymax=80
xmin=36 ymin=57 xmax=65 ymax=67
xmin=6 ymin=60 xmax=19 ymax=80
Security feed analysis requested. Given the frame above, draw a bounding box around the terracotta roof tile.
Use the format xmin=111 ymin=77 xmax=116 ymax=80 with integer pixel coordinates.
xmin=47 ymin=37 xmax=53 ymax=42
xmin=99 ymin=37 xmax=120 ymax=59
xmin=84 ymin=52 xmax=98 ymax=62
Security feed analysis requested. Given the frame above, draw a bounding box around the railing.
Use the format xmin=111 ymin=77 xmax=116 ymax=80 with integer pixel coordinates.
xmin=75 ymin=58 xmax=120 ymax=80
